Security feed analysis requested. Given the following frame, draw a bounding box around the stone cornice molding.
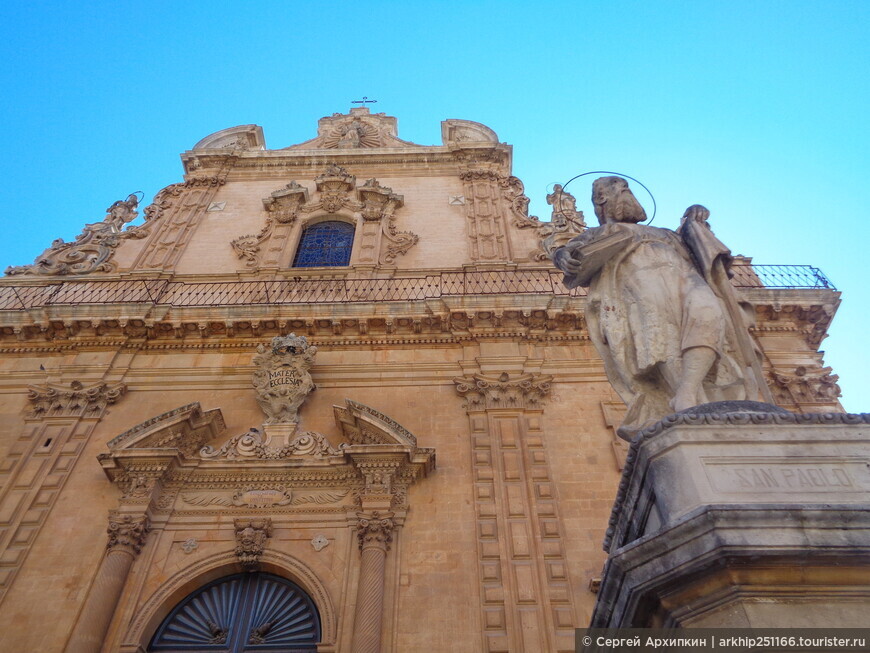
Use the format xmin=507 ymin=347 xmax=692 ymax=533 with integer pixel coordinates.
xmin=26 ymin=380 xmax=126 ymax=420
xmin=106 ymin=513 xmax=151 ymax=556
xmin=453 ymin=372 xmax=553 ymax=411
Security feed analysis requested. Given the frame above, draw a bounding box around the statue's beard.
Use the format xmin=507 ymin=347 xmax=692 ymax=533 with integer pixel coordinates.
xmin=608 ymin=190 xmax=646 ymax=224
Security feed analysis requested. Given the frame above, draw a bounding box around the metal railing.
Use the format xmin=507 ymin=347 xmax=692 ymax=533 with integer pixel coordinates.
xmin=0 ymin=264 xmax=835 ymax=310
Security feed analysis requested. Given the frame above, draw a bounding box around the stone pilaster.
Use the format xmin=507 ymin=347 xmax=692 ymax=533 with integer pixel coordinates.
xmin=454 ymin=371 xmax=577 ymax=653
xmin=351 ymin=512 xmax=394 ymax=653
xmin=64 ymin=513 xmax=150 ymax=653
xmin=0 ymin=381 xmax=126 ymax=606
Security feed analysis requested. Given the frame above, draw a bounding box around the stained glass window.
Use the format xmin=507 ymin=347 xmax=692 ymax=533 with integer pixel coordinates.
xmin=292 ymin=220 xmax=354 ymax=268
xmin=149 ymin=572 xmax=321 ymax=651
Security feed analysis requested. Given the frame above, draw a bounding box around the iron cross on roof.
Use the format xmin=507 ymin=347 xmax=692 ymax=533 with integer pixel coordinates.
xmin=352 ymin=96 xmax=377 ymax=106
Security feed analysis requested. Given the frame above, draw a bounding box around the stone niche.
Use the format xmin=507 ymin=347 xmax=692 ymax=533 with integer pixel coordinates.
xmin=591 ymin=405 xmax=870 ymax=629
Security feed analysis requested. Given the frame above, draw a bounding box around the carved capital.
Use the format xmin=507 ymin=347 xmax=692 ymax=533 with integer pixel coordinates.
xmin=106 ymin=513 xmax=150 ymax=555
xmin=234 ymin=518 xmax=272 ymax=570
xmin=769 ymin=365 xmax=842 ymax=404
xmin=356 ymin=512 xmax=394 ymax=552
xmin=453 ymin=372 xmax=553 ymax=411
xmin=26 ymin=380 xmax=126 ymax=419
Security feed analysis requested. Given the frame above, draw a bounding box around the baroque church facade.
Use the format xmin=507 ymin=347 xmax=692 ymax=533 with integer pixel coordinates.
xmin=0 ymin=108 xmax=844 ymax=652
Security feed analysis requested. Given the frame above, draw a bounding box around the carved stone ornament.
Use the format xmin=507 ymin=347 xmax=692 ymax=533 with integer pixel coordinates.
xmin=6 ymin=194 xmax=144 ymax=276
xmin=356 ymin=511 xmax=394 ymax=551
xmin=311 ymin=534 xmax=329 ymax=551
xmin=769 ymin=365 xmax=842 ymax=404
xmin=200 ymin=428 xmax=340 ymax=460
xmin=453 ymin=372 xmax=554 ymax=410
xmin=252 ymin=334 xmax=317 ymax=425
xmin=282 ymin=107 xmax=421 ymax=150
xmin=234 ymin=518 xmax=272 ymax=570
xmin=538 ymin=184 xmax=587 ymax=258
xmin=106 ymin=513 xmax=150 ymax=555
xmin=182 ymin=487 xmax=349 ymax=508
xmin=27 ymin=380 xmax=126 ymax=419
xmin=231 ymin=165 xmax=418 ymax=268
xmin=181 ymin=537 xmax=199 ymax=554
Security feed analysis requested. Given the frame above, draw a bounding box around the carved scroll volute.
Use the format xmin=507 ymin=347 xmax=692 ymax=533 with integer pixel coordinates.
xmin=6 ymin=194 xmax=140 ymax=276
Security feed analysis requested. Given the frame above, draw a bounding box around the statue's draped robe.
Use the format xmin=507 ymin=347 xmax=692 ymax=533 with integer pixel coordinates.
xmin=567 ymin=223 xmax=748 ymax=435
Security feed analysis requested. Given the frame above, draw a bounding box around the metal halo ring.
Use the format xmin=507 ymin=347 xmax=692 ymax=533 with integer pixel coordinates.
xmin=559 ymin=171 xmax=657 ymax=224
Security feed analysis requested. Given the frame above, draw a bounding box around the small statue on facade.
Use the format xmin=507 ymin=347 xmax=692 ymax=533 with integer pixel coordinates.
xmin=539 ymin=184 xmax=587 ymax=258
xmin=552 ymin=176 xmax=772 ymax=438
xmin=252 ymin=334 xmax=317 ymax=425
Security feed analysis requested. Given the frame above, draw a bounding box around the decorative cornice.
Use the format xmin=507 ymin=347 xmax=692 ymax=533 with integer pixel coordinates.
xmin=453 ymin=372 xmax=553 ymax=411
xmin=27 ymin=380 xmax=126 ymax=419
xmin=106 ymin=513 xmax=150 ymax=555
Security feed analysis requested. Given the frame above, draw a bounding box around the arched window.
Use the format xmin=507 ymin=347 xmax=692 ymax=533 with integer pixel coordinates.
xmin=148 ymin=572 xmax=320 ymax=652
xmin=292 ymin=220 xmax=354 ymax=268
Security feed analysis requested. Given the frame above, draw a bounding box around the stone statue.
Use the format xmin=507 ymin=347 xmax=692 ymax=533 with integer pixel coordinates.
xmin=546 ymin=184 xmax=586 ymax=231
xmin=252 ymin=334 xmax=317 ymax=424
xmin=553 ymin=176 xmax=772 ymax=438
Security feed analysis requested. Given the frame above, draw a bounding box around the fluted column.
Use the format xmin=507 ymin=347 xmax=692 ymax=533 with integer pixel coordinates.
xmin=351 ymin=512 xmax=394 ymax=653
xmin=65 ymin=513 xmax=149 ymax=653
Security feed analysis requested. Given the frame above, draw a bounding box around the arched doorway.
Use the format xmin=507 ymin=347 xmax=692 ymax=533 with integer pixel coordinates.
xmin=148 ymin=572 xmax=320 ymax=651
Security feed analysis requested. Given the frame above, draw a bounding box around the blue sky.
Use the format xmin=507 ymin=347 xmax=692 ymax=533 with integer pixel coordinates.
xmin=0 ymin=1 xmax=866 ymax=411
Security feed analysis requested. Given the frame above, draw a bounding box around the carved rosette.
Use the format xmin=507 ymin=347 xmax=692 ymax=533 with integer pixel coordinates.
xmin=234 ymin=518 xmax=272 ymax=570
xmin=356 ymin=512 xmax=394 ymax=552
xmin=453 ymin=372 xmax=553 ymax=410
xmin=26 ymin=381 xmax=126 ymax=419
xmin=251 ymin=334 xmax=317 ymax=425
xmin=106 ymin=513 xmax=150 ymax=555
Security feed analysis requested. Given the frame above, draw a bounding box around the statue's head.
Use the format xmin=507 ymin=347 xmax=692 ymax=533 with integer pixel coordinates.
xmin=591 ymin=176 xmax=646 ymax=226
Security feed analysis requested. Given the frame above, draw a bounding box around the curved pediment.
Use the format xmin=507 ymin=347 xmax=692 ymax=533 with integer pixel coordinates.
xmin=192 ymin=124 xmax=266 ymax=151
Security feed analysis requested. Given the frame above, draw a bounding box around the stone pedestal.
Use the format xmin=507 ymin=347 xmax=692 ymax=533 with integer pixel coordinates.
xmin=591 ymin=403 xmax=870 ymax=628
